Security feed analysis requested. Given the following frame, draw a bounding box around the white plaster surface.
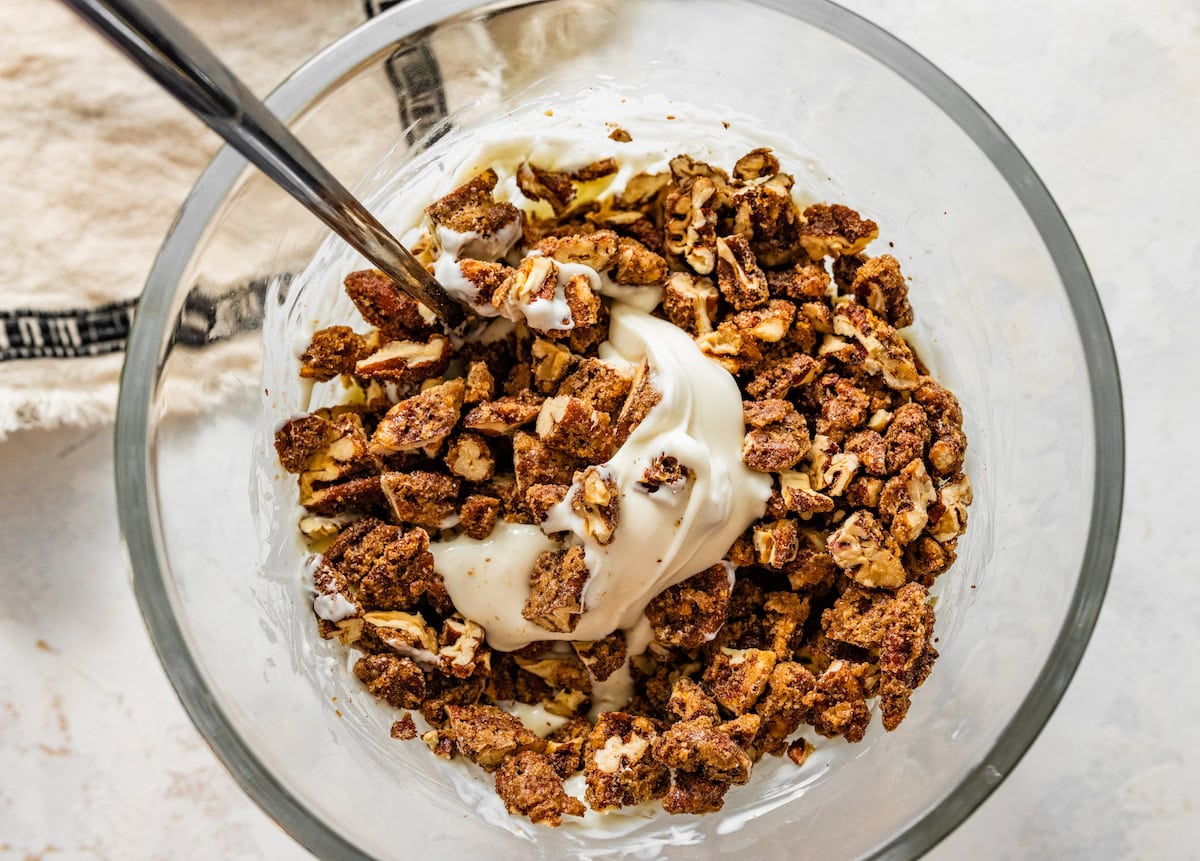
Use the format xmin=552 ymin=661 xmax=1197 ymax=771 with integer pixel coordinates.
xmin=1 ymin=0 xmax=1198 ymax=858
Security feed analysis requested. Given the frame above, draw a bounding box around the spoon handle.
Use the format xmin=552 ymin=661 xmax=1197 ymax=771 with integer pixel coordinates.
xmin=63 ymin=0 xmax=465 ymax=327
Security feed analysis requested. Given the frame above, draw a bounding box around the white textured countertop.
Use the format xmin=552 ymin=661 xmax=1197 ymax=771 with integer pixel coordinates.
xmin=2 ymin=0 xmax=1197 ymax=858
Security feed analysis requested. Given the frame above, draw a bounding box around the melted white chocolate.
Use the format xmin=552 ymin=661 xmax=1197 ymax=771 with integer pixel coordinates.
xmin=432 ymin=303 xmax=772 ymax=653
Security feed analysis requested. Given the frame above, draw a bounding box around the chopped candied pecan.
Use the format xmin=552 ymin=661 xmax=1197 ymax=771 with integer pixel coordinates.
xmin=463 ymin=360 xmax=496 ymax=405
xmin=343 ymin=269 xmax=436 ymax=339
xmin=817 ymin=332 xmax=867 ymax=366
xmin=884 ymin=403 xmax=931 ymax=473
xmin=524 ymin=482 xmax=568 ymax=523
xmin=733 ymin=147 xmax=781 ymax=182
xmin=801 ymin=300 xmax=834 ymax=334
xmin=371 ymin=378 xmax=464 ymax=456
xmin=421 ymin=728 xmax=456 ymax=759
xmin=767 ymin=263 xmax=831 ymax=301
xmin=928 ymin=472 xmax=972 ymax=542
xmin=380 ymin=471 xmax=460 ymax=529
xmin=729 ymin=299 xmax=795 ymax=343
xmin=816 ymin=375 xmax=870 ymax=439
xmin=912 ymin=378 xmax=967 ymax=477
xmin=703 ymin=648 xmax=777 ymax=715
xmin=537 ymin=229 xmax=618 ymax=270
xmin=786 ymin=738 xmax=812 ymax=767
xmin=437 ymin=615 xmax=488 ymax=679
xmin=844 ymin=475 xmax=885 ymax=509
xmin=572 ymin=632 xmax=627 ymax=682
xmin=463 ymin=391 xmax=544 ymax=435
xmin=741 ymin=399 xmax=811 ymax=472
xmin=670 ymin=154 xmax=734 ymax=203
xmin=444 ymin=432 xmax=495 ymax=482
xmin=851 ymin=254 xmax=913 ymax=328
xmin=662 ymin=770 xmax=731 ymax=815
xmin=570 ymin=466 xmax=620 ymax=544
xmin=564 ymin=274 xmax=601 ymax=328
xmin=877 ymin=583 xmax=938 ymax=730
xmin=832 ymin=253 xmax=866 ymax=295
xmin=745 ymin=354 xmax=821 ymax=400
xmin=545 ymin=717 xmax=590 ymax=777
xmin=275 ymin=414 xmax=331 ymax=473
xmin=645 ymin=564 xmax=733 ymax=649
xmin=763 ymin=592 xmax=810 ymax=660
xmin=536 ymin=395 xmax=614 ymax=461
xmin=652 ymin=716 xmax=753 ymax=784
xmin=557 ymin=359 xmax=633 ymax=417
xmin=783 ymin=528 xmax=839 ymax=592
xmin=802 ymin=660 xmax=871 ymax=742
xmin=903 ymin=533 xmax=955 ymax=583
xmin=492 ymin=256 xmax=561 ymax=325
xmin=353 ymin=653 xmax=426 ymax=709
xmin=668 ymin=677 xmax=721 ymax=722
xmin=608 ymin=126 xmax=633 ymax=142
xmin=514 ymin=652 xmax=593 ymax=697
xmin=799 ymin=204 xmax=879 ymax=259
xmin=753 ymin=519 xmax=799 ymax=569
xmin=530 ymin=338 xmax=575 ymax=394
xmin=362 ymin=610 xmax=439 ymax=667
xmin=459 ymin=494 xmax=501 ymax=540
xmin=390 ymin=714 xmax=418 ymax=740
xmin=614 ymin=362 xmax=662 ymax=447
xmin=716 ymin=234 xmax=770 ymax=310
xmin=822 ymin=586 xmax=896 ymax=650
xmin=753 ymin=661 xmax=817 ymax=756
xmin=584 ymin=712 xmax=670 ymax=810
xmin=522 ymin=547 xmax=590 ymax=633
xmin=832 ymin=302 xmax=919 ymax=390
xmin=424 ymin=169 xmax=521 ymax=256
xmin=614 ymin=236 xmax=668 ymax=285
xmin=355 ymin=334 xmax=449 ymax=383
xmin=337 ymin=522 xmax=439 ymax=609
xmin=826 ymin=510 xmax=906 ymax=589
xmin=664 ymin=175 xmax=718 ymax=274
xmin=570 ymin=157 xmax=619 ymax=183
xmin=824 ymin=451 xmax=860 ymax=497
xmin=446 ymin=704 xmax=543 ymax=771
xmin=419 ymin=671 xmax=486 ymax=727
xmin=776 ymin=471 xmax=834 ymax=517
xmin=663 ymin=271 xmax=719 ymax=335
xmin=296 ymin=413 xmax=374 ymax=489
xmin=300 ymin=326 xmax=366 ymax=381
xmin=592 ymin=210 xmax=664 ymax=253
xmin=302 ymin=475 xmax=385 ymax=515
xmin=513 ymin=432 xmax=581 ymax=497
xmin=638 ymin=455 xmax=692 ymax=493
xmin=845 ymin=429 xmax=888 ymax=477
xmin=495 ymin=750 xmax=586 ymax=826
xmin=730 ymin=173 xmax=805 ymax=267
xmin=517 ymin=162 xmax=576 ymax=215
xmin=879 ymin=459 xmax=937 ymax=545
xmin=457 ymin=259 xmax=513 ymax=308
xmin=696 ymin=323 xmax=761 ymax=374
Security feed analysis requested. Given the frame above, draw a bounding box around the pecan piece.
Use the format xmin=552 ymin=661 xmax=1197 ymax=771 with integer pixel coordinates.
xmin=522 ymin=547 xmax=590 ymax=634
xmin=299 ymin=326 xmax=366 ymax=381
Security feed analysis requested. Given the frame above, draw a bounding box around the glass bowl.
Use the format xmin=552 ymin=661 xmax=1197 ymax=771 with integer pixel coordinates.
xmin=115 ymin=0 xmax=1124 ymax=857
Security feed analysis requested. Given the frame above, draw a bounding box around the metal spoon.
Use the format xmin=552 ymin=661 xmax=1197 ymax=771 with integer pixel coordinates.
xmin=63 ymin=0 xmax=465 ymax=328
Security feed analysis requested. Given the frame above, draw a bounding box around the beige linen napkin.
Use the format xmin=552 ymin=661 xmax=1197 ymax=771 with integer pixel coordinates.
xmin=0 ymin=0 xmax=361 ymax=437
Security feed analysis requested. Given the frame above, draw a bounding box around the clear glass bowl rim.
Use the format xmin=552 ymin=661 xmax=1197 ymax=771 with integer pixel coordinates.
xmin=114 ymin=1 xmax=1125 ymax=857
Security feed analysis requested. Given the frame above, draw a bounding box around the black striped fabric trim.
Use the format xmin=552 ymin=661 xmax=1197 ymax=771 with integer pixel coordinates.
xmin=2 ymin=0 xmax=444 ymax=363
xmin=367 ymin=0 xmax=451 ymax=147
xmin=0 ymin=300 xmax=137 ymax=361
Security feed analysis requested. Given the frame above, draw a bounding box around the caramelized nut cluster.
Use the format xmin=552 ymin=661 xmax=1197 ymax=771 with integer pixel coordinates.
xmin=274 ymin=144 xmax=970 ymax=824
